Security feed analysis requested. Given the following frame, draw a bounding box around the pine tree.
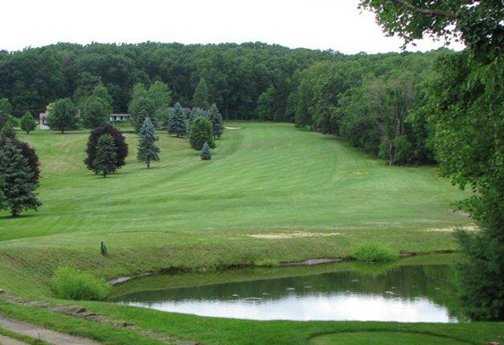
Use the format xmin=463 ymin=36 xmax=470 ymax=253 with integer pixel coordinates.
xmin=0 ymin=121 xmax=16 ymax=139
xmin=0 ymin=136 xmax=41 ymax=184
xmin=192 ymin=78 xmax=210 ymax=109
xmin=0 ymin=139 xmax=41 ymax=217
xmin=208 ymin=104 xmax=224 ymax=139
xmin=167 ymin=103 xmax=187 ymax=137
xmin=20 ymin=112 xmax=37 ymax=134
xmin=190 ymin=116 xmax=215 ymax=150
xmin=137 ymin=117 xmax=160 ymax=168
xmin=200 ymin=142 xmax=212 ymax=160
xmin=93 ymin=134 xmax=118 ymax=177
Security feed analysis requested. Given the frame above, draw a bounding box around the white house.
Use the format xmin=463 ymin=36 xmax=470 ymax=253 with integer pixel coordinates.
xmin=38 ymin=111 xmax=130 ymax=129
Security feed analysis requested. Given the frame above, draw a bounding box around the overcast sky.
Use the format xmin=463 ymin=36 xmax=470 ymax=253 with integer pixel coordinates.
xmin=1 ymin=0 xmax=462 ymax=53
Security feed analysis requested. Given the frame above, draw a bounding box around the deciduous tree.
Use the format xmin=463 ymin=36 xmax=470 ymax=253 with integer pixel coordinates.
xmin=47 ymin=98 xmax=78 ymax=134
xmin=85 ymin=124 xmax=128 ymax=173
xmin=20 ymin=112 xmax=37 ymax=134
xmin=192 ymin=78 xmax=210 ymax=109
xmin=360 ymin=0 xmax=504 ymax=321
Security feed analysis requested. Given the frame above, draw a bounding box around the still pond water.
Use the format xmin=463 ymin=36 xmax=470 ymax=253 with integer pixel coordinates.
xmin=115 ymin=264 xmax=462 ymax=323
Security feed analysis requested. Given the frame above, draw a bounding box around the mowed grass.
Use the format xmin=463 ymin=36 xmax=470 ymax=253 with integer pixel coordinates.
xmin=0 ymin=123 xmax=471 ymax=294
xmin=310 ymin=332 xmax=470 ymax=345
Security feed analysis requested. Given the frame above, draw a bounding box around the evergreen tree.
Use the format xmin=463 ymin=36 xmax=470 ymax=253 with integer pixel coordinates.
xmin=167 ymin=103 xmax=187 ymax=137
xmin=200 ymin=142 xmax=212 ymax=160
xmin=190 ymin=116 xmax=215 ymax=150
xmin=192 ymin=78 xmax=210 ymax=109
xmin=137 ymin=117 xmax=160 ymax=168
xmin=85 ymin=124 xmax=128 ymax=173
xmin=208 ymin=104 xmax=224 ymax=139
xmin=0 ymin=135 xmax=41 ymax=184
xmin=47 ymin=98 xmax=78 ymax=134
xmin=92 ymin=134 xmax=118 ymax=177
xmin=0 ymin=139 xmax=41 ymax=217
xmin=0 ymin=121 xmax=16 ymax=139
xmin=20 ymin=112 xmax=37 ymax=134
xmin=186 ymin=108 xmax=208 ymax=137
xmin=128 ymin=95 xmax=156 ymax=132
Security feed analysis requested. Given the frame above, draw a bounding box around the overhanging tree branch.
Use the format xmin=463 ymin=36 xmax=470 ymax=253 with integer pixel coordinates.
xmin=391 ymin=0 xmax=458 ymax=18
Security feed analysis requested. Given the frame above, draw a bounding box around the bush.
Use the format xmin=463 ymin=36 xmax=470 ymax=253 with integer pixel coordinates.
xmin=190 ymin=116 xmax=215 ymax=150
xmin=353 ymin=243 xmax=398 ymax=263
xmin=51 ymin=267 xmax=110 ymax=301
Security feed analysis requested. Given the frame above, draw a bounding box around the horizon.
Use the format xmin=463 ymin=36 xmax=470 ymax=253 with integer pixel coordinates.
xmin=1 ymin=0 xmax=464 ymax=54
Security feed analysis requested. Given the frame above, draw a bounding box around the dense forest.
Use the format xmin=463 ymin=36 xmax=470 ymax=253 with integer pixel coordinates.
xmin=0 ymin=42 xmax=448 ymax=165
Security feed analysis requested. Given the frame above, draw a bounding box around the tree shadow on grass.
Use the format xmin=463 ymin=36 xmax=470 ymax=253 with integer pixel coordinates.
xmin=0 ymin=213 xmax=38 ymax=221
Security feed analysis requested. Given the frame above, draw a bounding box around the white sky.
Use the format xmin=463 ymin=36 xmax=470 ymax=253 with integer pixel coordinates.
xmin=1 ymin=0 xmax=462 ymax=53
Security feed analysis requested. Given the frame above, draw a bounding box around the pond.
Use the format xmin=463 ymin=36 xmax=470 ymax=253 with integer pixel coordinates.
xmin=114 ymin=264 xmax=463 ymax=323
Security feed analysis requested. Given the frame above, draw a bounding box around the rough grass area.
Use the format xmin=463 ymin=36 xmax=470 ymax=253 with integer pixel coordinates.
xmin=50 ymin=267 xmax=110 ymax=301
xmin=353 ymin=243 xmax=399 ymax=263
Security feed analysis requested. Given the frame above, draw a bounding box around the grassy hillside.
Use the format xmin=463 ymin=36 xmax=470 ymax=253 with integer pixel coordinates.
xmin=0 ymin=123 xmax=471 ymax=294
xmin=0 ymin=123 xmax=501 ymax=345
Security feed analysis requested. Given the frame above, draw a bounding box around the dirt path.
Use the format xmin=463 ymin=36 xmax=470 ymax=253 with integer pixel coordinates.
xmin=0 ymin=314 xmax=101 ymax=345
xmin=0 ymin=334 xmax=29 ymax=345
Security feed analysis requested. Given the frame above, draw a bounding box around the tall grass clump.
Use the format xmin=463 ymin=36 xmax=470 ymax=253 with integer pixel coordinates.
xmin=51 ymin=267 xmax=110 ymax=301
xmin=353 ymin=243 xmax=399 ymax=263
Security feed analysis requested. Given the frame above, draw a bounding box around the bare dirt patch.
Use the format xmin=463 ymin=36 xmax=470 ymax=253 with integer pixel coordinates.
xmin=425 ymin=225 xmax=479 ymax=233
xmin=248 ymin=232 xmax=341 ymax=240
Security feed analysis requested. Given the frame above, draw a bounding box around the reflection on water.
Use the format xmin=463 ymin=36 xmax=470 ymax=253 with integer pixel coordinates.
xmin=115 ymin=265 xmax=462 ymax=322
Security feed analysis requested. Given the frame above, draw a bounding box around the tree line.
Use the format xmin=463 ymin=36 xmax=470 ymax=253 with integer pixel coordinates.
xmin=0 ymin=42 xmax=336 ymax=120
xmin=360 ymin=0 xmax=504 ymax=322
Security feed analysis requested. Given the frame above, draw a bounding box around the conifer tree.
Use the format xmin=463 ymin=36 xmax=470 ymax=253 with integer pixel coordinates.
xmin=0 ymin=121 xmax=16 ymax=139
xmin=20 ymin=112 xmax=37 ymax=134
xmin=0 ymin=139 xmax=41 ymax=216
xmin=137 ymin=117 xmax=160 ymax=168
xmin=93 ymin=134 xmax=118 ymax=177
xmin=167 ymin=103 xmax=186 ymax=137
xmin=190 ymin=116 xmax=215 ymax=150
xmin=200 ymin=142 xmax=212 ymax=160
xmin=208 ymin=104 xmax=224 ymax=139
xmin=192 ymin=78 xmax=210 ymax=109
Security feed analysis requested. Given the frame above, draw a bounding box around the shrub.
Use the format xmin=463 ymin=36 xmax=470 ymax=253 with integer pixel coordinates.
xmin=200 ymin=142 xmax=212 ymax=160
xmin=190 ymin=116 xmax=215 ymax=150
xmin=353 ymin=243 xmax=398 ymax=263
xmin=51 ymin=267 xmax=110 ymax=301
